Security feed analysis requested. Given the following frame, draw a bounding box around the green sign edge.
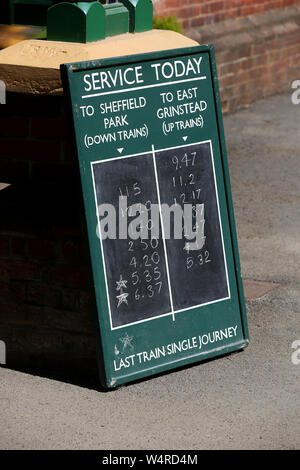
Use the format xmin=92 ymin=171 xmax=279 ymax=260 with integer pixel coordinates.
xmin=60 ymin=44 xmax=249 ymax=389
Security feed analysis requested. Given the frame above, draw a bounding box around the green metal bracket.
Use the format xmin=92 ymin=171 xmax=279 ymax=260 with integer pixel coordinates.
xmin=47 ymin=2 xmax=106 ymax=43
xmin=119 ymin=0 xmax=153 ymax=33
xmin=104 ymin=2 xmax=129 ymax=37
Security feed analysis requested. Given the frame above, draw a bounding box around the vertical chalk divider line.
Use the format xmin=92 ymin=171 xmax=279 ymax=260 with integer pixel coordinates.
xmin=208 ymin=141 xmax=231 ymax=299
xmin=152 ymin=144 xmax=175 ymax=322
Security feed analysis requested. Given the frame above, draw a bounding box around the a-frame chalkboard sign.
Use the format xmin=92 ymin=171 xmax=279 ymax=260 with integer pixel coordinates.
xmin=61 ymin=45 xmax=249 ymax=388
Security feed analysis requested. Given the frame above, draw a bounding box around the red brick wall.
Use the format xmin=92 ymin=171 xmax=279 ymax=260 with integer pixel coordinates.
xmin=153 ymin=0 xmax=300 ymax=28
xmin=194 ymin=5 xmax=300 ymax=113
xmin=0 ymin=93 xmax=97 ymax=375
xmin=154 ymin=2 xmax=300 ymax=113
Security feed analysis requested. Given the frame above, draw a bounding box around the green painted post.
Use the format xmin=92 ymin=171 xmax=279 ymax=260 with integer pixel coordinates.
xmin=47 ymin=2 xmax=106 ymax=43
xmin=119 ymin=0 xmax=153 ymax=33
xmin=104 ymin=3 xmax=129 ymax=37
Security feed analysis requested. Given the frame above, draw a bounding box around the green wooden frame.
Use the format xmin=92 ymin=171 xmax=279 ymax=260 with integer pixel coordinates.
xmin=61 ymin=45 xmax=249 ymax=388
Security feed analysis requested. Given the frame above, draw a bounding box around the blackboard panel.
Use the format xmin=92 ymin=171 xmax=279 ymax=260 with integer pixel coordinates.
xmin=92 ymin=153 xmax=171 ymax=328
xmin=155 ymin=142 xmax=229 ymax=311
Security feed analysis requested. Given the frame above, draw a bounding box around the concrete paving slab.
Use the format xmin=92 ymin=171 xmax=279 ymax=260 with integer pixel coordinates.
xmin=243 ymin=279 xmax=280 ymax=300
xmin=0 ymin=92 xmax=299 ymax=450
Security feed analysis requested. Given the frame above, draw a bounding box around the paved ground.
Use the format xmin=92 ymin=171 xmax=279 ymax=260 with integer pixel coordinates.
xmin=0 ymin=92 xmax=299 ymax=450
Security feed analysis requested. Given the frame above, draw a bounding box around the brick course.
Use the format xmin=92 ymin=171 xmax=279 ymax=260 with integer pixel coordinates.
xmin=193 ymin=5 xmax=300 ymax=112
xmin=153 ymin=0 xmax=299 ymax=29
xmin=0 ymin=103 xmax=96 ymax=373
xmin=0 ymin=199 xmax=97 ymax=374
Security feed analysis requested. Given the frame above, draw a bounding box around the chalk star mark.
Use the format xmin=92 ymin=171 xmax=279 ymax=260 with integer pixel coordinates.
xmin=120 ymin=333 xmax=134 ymax=353
xmin=116 ymin=275 xmax=128 ymax=291
xmin=116 ymin=292 xmax=129 ymax=308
